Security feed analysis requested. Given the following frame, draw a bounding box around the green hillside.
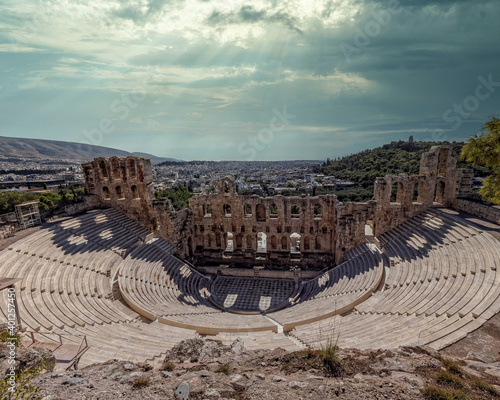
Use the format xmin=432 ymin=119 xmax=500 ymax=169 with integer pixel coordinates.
xmin=317 ymin=140 xmax=478 ymax=202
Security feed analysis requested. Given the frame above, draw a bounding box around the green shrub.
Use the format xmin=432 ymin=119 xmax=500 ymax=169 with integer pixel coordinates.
xmin=132 ymin=375 xmax=151 ymax=388
xmin=441 ymin=358 xmax=463 ymax=376
xmin=160 ymin=361 xmax=175 ymax=372
xmin=0 ymin=367 xmax=42 ymax=400
xmin=319 ymin=341 xmax=342 ymax=377
xmin=215 ymin=364 xmax=231 ymax=375
xmin=0 ymin=330 xmax=21 ymax=348
xmin=473 ymin=378 xmax=499 ymax=396
xmin=436 ymin=370 xmax=466 ymax=390
xmin=422 ymin=385 xmax=469 ymax=400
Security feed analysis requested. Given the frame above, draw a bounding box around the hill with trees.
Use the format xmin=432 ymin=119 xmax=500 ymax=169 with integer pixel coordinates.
xmin=317 ymin=139 xmax=485 ymax=202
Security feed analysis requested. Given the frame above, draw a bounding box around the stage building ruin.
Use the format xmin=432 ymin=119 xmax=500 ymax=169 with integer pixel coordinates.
xmin=82 ymin=145 xmax=470 ymax=269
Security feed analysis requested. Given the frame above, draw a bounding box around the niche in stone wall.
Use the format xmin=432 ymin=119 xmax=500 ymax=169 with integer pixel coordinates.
xmin=270 ymin=203 xmax=278 ymax=218
xmin=224 ymin=204 xmax=231 ymax=217
xmin=116 ymin=186 xmax=124 ymax=199
xmin=434 ymin=180 xmax=446 ymax=204
xmin=291 ymin=204 xmax=300 ymax=218
xmin=127 ymin=159 xmax=137 ymax=179
xmin=246 ymin=234 xmax=253 ymax=249
xmin=99 ymin=161 xmax=108 ymax=179
xmin=256 ymin=204 xmax=266 ymax=222
xmin=270 ymin=235 xmax=277 ymax=250
xmin=314 ymin=203 xmax=322 ymax=217
xmin=245 ymin=204 xmax=252 ymax=216
xmin=131 ymin=185 xmax=139 ymax=199
xmin=235 ymin=234 xmax=242 ymax=249
xmin=102 ymin=186 xmax=111 ymax=200
xmin=281 ymin=236 xmax=287 ymax=250
xmin=304 ymin=236 xmax=310 ymax=250
xmin=111 ymin=158 xmax=121 ymax=179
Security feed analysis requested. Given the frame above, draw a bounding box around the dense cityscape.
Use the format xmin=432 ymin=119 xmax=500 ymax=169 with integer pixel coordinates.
xmin=0 ymin=156 xmax=356 ymax=197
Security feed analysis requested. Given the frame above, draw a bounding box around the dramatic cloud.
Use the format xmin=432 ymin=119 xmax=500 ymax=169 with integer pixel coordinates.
xmin=0 ymin=0 xmax=499 ymax=160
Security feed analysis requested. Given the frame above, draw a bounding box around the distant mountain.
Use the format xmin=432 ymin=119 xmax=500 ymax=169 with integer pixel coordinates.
xmin=0 ymin=136 xmax=180 ymax=164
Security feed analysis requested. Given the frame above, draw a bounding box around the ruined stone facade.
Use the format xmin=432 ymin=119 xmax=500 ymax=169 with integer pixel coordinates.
xmin=82 ymin=156 xmax=158 ymax=232
xmin=189 ymin=178 xmax=338 ymax=267
xmin=82 ymin=145 xmax=465 ymax=268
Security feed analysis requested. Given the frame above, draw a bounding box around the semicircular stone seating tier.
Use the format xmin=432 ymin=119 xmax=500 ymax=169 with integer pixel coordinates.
xmin=290 ymin=209 xmax=500 ymax=351
xmin=117 ymin=238 xmax=386 ymax=332
xmin=1 ymin=206 xmax=499 ymax=368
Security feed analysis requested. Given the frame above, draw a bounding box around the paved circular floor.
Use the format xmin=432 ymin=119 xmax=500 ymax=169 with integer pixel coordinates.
xmin=211 ymin=276 xmax=296 ymax=312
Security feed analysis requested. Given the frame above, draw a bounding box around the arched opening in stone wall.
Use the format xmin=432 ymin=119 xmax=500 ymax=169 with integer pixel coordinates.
xmin=390 ymin=182 xmax=402 ymax=204
xmin=434 ymin=180 xmax=446 ymax=204
xmin=246 ymin=234 xmax=253 ymax=249
xmin=102 ymin=187 xmax=110 ymax=200
xmin=270 ymin=235 xmax=277 ymax=250
xmin=281 ymin=236 xmax=287 ymax=250
xmin=270 ymin=203 xmax=278 ymax=218
xmin=207 ymin=234 xmax=212 ymax=248
xmin=291 ymin=204 xmax=300 ymax=217
xmin=203 ymin=204 xmax=212 ymax=216
xmin=290 ymin=233 xmax=301 ymax=254
xmin=216 ymin=233 xmax=222 ymax=248
xmin=235 ymin=234 xmax=242 ymax=249
xmin=131 ymin=185 xmax=139 ymax=199
xmin=127 ymin=159 xmax=137 ymax=178
xmin=111 ymin=158 xmax=121 ymax=179
xmin=116 ymin=186 xmax=124 ymax=199
xmin=223 ymin=180 xmax=231 ymax=193
xmin=315 ymin=237 xmax=322 ymax=251
xmin=257 ymin=232 xmax=267 ymax=253
xmin=412 ymin=182 xmax=419 ymax=203
xmin=99 ymin=161 xmax=108 ymax=179
xmin=304 ymin=236 xmax=310 ymax=250
xmin=245 ymin=204 xmax=252 ymax=216
xmin=84 ymin=167 xmax=93 ymax=180
xmin=224 ymin=232 xmax=234 ymax=252
xmin=224 ymin=204 xmax=231 ymax=217
xmin=314 ymin=204 xmax=322 ymax=216
xmin=256 ymin=204 xmax=266 ymax=222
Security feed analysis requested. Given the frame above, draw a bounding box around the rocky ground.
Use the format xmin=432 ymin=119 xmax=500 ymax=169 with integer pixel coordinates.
xmin=1 ymin=335 xmax=499 ymax=400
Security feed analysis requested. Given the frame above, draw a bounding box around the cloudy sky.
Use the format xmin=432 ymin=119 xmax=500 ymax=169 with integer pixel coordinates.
xmin=1 ymin=0 xmax=499 ymax=161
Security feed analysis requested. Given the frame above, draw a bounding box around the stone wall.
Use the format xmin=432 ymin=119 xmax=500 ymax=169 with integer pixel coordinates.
xmin=372 ymin=145 xmax=458 ymax=236
xmin=453 ymin=199 xmax=500 ymax=225
xmin=82 ymin=156 xmax=159 ymax=232
xmin=189 ymin=177 xmax=337 ymax=268
xmin=196 ymin=266 xmax=319 ymax=280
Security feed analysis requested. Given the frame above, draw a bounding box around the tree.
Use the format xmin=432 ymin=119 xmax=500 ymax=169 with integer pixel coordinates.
xmin=461 ymin=118 xmax=500 ymax=204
